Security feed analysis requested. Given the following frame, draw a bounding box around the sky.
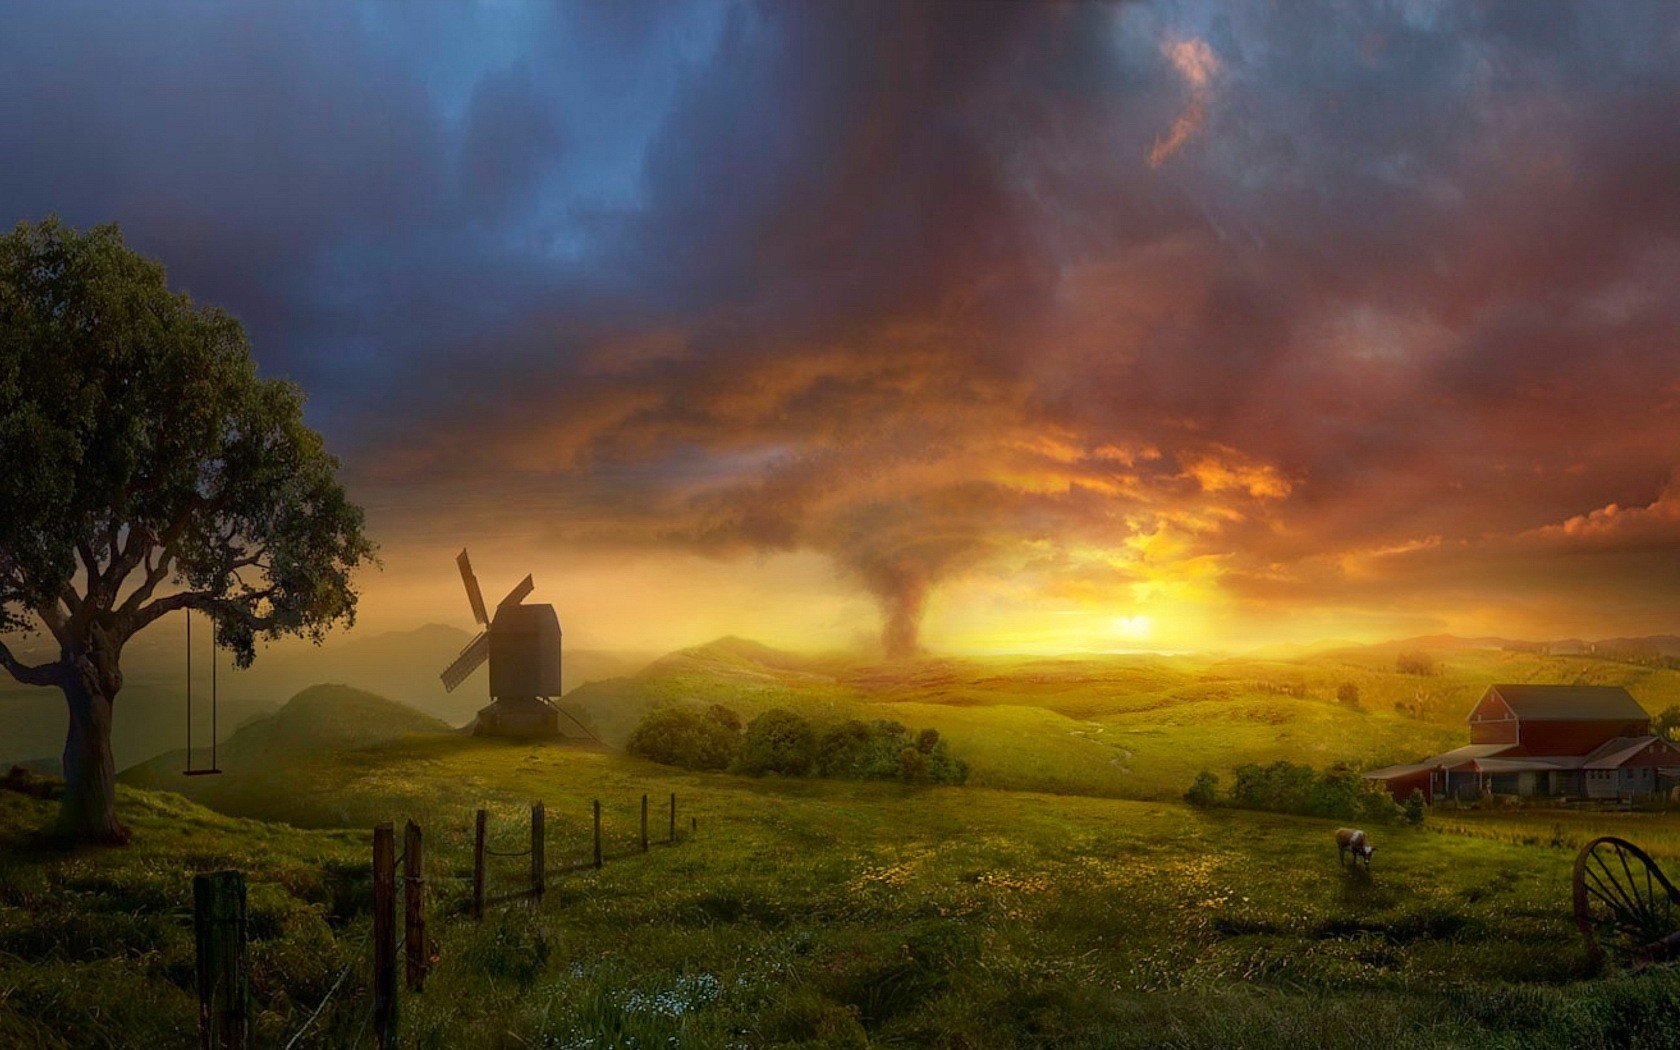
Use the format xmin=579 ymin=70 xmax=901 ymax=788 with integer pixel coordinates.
xmin=5 ymin=1 xmax=1680 ymax=655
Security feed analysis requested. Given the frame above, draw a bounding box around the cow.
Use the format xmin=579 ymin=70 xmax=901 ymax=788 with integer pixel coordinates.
xmin=1336 ymin=827 xmax=1375 ymax=868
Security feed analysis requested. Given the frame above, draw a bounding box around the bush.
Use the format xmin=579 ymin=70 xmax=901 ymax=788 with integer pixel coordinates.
xmin=630 ymin=706 xmax=968 ymax=785
xmin=734 ymin=709 xmax=817 ymax=776
xmin=1404 ymin=788 xmax=1427 ymax=825
xmin=1655 ymin=704 xmax=1680 ymax=742
xmin=1220 ymin=760 xmax=1403 ymax=823
xmin=811 ymin=719 xmax=968 ymax=785
xmin=1396 ymin=651 xmax=1436 ymax=676
xmin=1184 ymin=770 xmax=1220 ymax=807
xmin=898 ymin=747 xmax=929 ymax=783
xmin=625 ymin=703 xmax=742 ymax=771
xmin=1337 ymin=682 xmax=1360 ymax=709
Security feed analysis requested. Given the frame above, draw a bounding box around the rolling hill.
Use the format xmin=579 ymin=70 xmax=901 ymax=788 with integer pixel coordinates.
xmin=557 ymin=636 xmax=1680 ymax=799
xmin=120 ymin=684 xmax=452 ymax=819
xmin=0 ymin=624 xmax=652 ymax=770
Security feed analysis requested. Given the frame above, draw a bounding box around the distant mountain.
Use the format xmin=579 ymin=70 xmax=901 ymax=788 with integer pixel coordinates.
xmin=1591 ymin=636 xmax=1680 ymax=657
xmin=0 ymin=623 xmax=655 ymax=768
xmin=121 ymin=684 xmax=449 ymax=788
xmin=1363 ymin=633 xmax=1680 ymax=658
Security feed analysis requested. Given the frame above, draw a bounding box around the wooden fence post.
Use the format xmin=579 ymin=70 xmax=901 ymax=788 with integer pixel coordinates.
xmin=372 ymin=822 xmax=397 ymax=1049
xmin=669 ymin=792 xmax=676 ymax=844
xmin=593 ymin=799 xmax=603 ymax=869
xmin=404 ymin=820 xmax=427 ymax=992
xmin=641 ymin=793 xmax=649 ymax=853
xmin=472 ymin=808 xmax=486 ymax=921
xmin=531 ymin=802 xmax=546 ymax=899
xmin=193 ymin=870 xmax=249 ymax=1050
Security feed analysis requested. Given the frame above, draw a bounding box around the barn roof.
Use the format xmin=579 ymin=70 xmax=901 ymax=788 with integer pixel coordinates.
xmin=1581 ymin=735 xmax=1679 ymax=769
xmin=1484 ymin=684 xmax=1647 ymax=722
xmin=1365 ymin=744 xmax=1514 ymax=780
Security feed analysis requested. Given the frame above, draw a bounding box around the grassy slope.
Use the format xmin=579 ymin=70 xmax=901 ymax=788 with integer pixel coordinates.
xmin=13 ymin=647 xmax=1680 ymax=1046
xmin=12 ymin=736 xmax=1680 ymax=1046
xmin=563 ymin=641 xmax=1680 ymax=799
xmin=0 ymin=624 xmax=652 ymax=768
xmin=117 ymin=684 xmax=452 ymax=825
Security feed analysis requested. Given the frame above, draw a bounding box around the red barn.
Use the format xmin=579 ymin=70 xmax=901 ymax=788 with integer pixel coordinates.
xmin=1367 ymin=684 xmax=1680 ymax=802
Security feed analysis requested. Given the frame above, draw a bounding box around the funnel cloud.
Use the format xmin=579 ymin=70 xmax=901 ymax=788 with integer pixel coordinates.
xmin=9 ymin=2 xmax=1680 ymax=649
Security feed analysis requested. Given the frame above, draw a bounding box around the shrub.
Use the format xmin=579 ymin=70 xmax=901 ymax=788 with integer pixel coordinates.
xmin=735 ymin=709 xmax=817 ymax=776
xmin=631 ymin=706 xmax=968 ymax=785
xmin=1655 ymin=704 xmax=1680 ymax=742
xmin=898 ymin=747 xmax=929 ymax=783
xmin=1404 ymin=788 xmax=1427 ymax=825
xmin=625 ymin=703 xmax=742 ymax=771
xmin=1221 ymin=760 xmax=1403 ymax=823
xmin=1184 ymin=770 xmax=1220 ymax=807
xmin=1396 ymin=651 xmax=1436 ymax=676
xmin=1336 ymin=682 xmax=1360 ymax=709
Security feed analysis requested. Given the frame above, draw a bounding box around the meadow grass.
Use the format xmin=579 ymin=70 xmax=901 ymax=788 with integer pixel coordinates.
xmin=15 ymin=645 xmax=1680 ymax=1047
xmin=9 ymin=734 xmax=1680 ymax=1046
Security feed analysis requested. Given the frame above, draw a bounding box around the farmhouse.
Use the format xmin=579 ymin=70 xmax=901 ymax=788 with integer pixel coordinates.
xmin=1366 ymin=684 xmax=1680 ymax=802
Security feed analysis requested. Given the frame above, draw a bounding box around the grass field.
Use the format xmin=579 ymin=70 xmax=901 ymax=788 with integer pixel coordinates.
xmin=558 ymin=639 xmax=1680 ymax=800
xmin=4 ymin=728 xmax=1680 ymax=1047
xmin=12 ymin=645 xmax=1680 ymax=1047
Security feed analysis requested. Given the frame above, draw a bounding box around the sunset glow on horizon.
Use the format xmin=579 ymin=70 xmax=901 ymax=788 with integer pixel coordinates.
xmin=10 ymin=3 xmax=1680 ymax=656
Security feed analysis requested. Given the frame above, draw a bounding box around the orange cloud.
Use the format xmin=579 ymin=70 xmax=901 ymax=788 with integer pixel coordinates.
xmin=1149 ymin=37 xmax=1219 ymax=168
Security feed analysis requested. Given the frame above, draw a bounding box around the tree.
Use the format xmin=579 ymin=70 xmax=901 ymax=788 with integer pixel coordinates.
xmin=734 ymin=708 xmax=816 ymax=776
xmin=0 ymin=219 xmax=376 ymax=844
xmin=1184 ymin=770 xmax=1219 ymax=807
xmin=1654 ymin=704 xmax=1680 ymax=742
xmin=625 ymin=703 xmax=742 ymax=770
xmin=1336 ymin=682 xmax=1361 ymax=709
xmin=1395 ymin=651 xmax=1435 ymax=676
xmin=1403 ymin=788 xmax=1427 ymax=826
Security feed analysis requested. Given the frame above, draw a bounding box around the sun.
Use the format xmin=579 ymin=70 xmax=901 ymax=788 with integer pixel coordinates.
xmin=1111 ymin=615 xmax=1153 ymax=640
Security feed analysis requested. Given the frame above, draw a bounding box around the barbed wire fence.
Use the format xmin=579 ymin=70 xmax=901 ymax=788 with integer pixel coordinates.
xmin=196 ymin=793 xmax=699 ymax=1049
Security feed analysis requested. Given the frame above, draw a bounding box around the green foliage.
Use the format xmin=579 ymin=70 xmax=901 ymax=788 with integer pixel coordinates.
xmin=1404 ymin=788 xmax=1427 ymax=826
xmin=1337 ymin=682 xmax=1361 ymax=708
xmin=623 ymin=706 xmax=970 ymax=786
xmin=1655 ymin=704 xmax=1680 ymax=741
xmin=1184 ymin=770 xmax=1220 ymax=807
xmin=10 ymin=737 xmax=1675 ymax=1048
xmin=810 ymin=719 xmax=968 ymax=785
xmin=1221 ymin=761 xmax=1404 ymax=823
xmin=734 ymin=708 xmax=817 ymax=776
xmin=1395 ymin=651 xmax=1436 ymax=676
xmin=0 ymin=217 xmax=376 ymax=663
xmin=625 ymin=703 xmax=742 ymax=771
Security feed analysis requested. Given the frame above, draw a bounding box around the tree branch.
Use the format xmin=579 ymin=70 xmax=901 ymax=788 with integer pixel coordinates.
xmin=129 ymin=585 xmax=280 ymax=636
xmin=33 ymin=600 xmax=69 ymax=648
xmin=0 ymin=636 xmax=62 ymax=688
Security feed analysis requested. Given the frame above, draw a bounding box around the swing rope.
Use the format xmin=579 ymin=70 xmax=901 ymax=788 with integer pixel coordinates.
xmin=185 ymin=607 xmax=191 ymax=773
xmin=184 ymin=608 xmax=223 ymax=777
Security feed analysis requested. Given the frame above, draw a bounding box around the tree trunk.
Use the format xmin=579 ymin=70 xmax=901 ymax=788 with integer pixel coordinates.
xmin=59 ymin=675 xmax=128 ymax=845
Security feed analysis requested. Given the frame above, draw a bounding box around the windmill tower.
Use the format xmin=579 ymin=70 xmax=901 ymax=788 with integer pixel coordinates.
xmin=440 ymin=549 xmax=564 ymax=738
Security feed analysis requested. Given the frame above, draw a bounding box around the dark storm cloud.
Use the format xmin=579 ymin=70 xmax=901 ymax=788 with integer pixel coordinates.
xmin=8 ymin=1 xmax=1680 ymax=645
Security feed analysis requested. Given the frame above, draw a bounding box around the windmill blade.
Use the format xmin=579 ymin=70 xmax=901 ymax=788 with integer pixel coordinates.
xmin=440 ymin=631 xmax=490 ymax=692
xmin=457 ymin=549 xmax=490 ymax=626
xmin=497 ymin=574 xmax=534 ymax=613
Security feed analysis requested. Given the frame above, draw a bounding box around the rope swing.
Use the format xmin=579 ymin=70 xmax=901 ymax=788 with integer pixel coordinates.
xmin=183 ymin=608 xmax=223 ymax=777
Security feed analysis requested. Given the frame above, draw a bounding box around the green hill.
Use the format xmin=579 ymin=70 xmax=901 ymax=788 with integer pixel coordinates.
xmin=0 ymin=624 xmax=654 ymax=770
xmin=16 ymin=734 xmax=1680 ymax=1047
xmin=560 ymin=637 xmax=1680 ymax=800
xmin=120 ymin=685 xmax=450 ymax=818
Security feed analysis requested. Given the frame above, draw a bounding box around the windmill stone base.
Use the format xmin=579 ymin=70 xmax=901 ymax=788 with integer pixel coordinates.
xmin=470 ymin=697 xmax=563 ymax=739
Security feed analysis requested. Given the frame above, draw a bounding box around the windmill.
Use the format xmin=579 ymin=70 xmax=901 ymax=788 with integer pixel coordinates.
xmin=440 ymin=549 xmax=567 ymax=739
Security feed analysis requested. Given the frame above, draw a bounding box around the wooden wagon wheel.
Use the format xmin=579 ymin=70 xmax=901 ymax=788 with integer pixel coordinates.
xmin=1573 ymin=836 xmax=1680 ymax=962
